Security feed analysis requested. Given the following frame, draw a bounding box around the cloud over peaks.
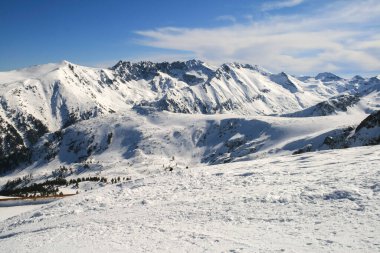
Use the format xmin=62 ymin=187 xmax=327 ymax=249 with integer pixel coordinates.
xmin=135 ymin=0 xmax=380 ymax=76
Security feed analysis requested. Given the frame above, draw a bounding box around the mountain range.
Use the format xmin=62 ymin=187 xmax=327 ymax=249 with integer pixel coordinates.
xmin=0 ymin=60 xmax=379 ymax=179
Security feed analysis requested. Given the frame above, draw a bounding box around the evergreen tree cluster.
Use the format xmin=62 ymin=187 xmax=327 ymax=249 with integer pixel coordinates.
xmin=52 ymin=166 xmax=73 ymax=178
xmin=0 ymin=177 xmax=66 ymax=196
xmin=69 ymin=176 xmax=108 ymax=186
xmin=1 ymin=164 xmax=132 ymax=196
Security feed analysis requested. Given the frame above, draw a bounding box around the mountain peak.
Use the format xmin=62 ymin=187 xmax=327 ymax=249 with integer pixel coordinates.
xmin=315 ymin=72 xmax=342 ymax=82
xmin=269 ymin=72 xmax=303 ymax=93
xmin=184 ymin=59 xmax=205 ymax=67
xmin=110 ymin=60 xmax=132 ymax=70
xmin=219 ymin=62 xmax=271 ymax=76
xmin=352 ymin=75 xmax=364 ymax=81
xmin=60 ymin=60 xmax=71 ymax=65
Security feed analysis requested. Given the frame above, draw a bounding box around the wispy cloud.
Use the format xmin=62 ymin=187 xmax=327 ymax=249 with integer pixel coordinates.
xmin=135 ymin=0 xmax=380 ymax=75
xmin=262 ymin=0 xmax=304 ymax=11
xmin=215 ymin=15 xmax=237 ymax=24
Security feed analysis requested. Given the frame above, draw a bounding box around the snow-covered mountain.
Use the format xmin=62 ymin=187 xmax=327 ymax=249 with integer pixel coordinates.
xmin=0 ymin=60 xmax=379 ymax=177
xmin=1 ymin=61 xmax=380 ymax=253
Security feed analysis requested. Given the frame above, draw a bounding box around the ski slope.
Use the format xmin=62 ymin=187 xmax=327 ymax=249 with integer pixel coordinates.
xmin=0 ymin=145 xmax=379 ymax=252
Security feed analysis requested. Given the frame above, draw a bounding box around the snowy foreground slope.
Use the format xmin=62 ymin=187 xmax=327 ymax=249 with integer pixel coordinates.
xmin=0 ymin=145 xmax=379 ymax=253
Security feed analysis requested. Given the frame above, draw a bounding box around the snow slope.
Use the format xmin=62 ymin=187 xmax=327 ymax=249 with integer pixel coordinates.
xmin=0 ymin=145 xmax=379 ymax=252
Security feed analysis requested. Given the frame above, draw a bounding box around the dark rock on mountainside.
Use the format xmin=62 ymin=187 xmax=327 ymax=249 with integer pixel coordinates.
xmin=0 ymin=116 xmax=31 ymax=174
xmin=351 ymin=110 xmax=380 ymax=146
xmin=284 ymin=94 xmax=360 ymax=117
xmin=293 ymin=111 xmax=380 ymax=155
xmin=111 ymin=60 xmax=214 ymax=85
xmin=356 ymin=110 xmax=380 ymax=133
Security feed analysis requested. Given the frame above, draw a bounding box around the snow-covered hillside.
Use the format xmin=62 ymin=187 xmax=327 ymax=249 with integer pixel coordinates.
xmin=0 ymin=60 xmax=380 ymax=172
xmin=0 ymin=109 xmax=371 ymax=187
xmin=1 ymin=146 xmax=379 ymax=252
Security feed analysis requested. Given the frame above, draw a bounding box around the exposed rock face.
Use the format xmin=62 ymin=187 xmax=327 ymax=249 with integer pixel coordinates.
xmin=292 ymin=111 xmax=380 ymax=155
xmin=0 ymin=116 xmax=30 ymax=174
xmin=111 ymin=60 xmax=214 ymax=85
xmin=284 ymin=94 xmax=361 ymax=117
xmin=351 ymin=110 xmax=380 ymax=146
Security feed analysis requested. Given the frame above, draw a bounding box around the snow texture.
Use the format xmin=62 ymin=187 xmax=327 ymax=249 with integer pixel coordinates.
xmin=0 ymin=146 xmax=379 ymax=252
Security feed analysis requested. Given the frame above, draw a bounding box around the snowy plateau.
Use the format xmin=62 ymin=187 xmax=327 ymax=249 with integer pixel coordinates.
xmin=0 ymin=60 xmax=379 ymax=252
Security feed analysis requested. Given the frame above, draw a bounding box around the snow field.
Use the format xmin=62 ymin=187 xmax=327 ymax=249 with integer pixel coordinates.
xmin=0 ymin=145 xmax=379 ymax=252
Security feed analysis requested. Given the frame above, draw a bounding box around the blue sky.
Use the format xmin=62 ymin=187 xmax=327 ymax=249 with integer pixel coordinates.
xmin=0 ymin=0 xmax=379 ymax=76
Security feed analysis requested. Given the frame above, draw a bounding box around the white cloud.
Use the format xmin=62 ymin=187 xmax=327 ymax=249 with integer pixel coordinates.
xmin=135 ymin=0 xmax=380 ymax=75
xmin=261 ymin=0 xmax=304 ymax=11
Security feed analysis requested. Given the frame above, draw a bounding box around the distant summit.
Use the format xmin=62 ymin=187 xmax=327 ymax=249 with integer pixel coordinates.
xmin=315 ymin=72 xmax=342 ymax=82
